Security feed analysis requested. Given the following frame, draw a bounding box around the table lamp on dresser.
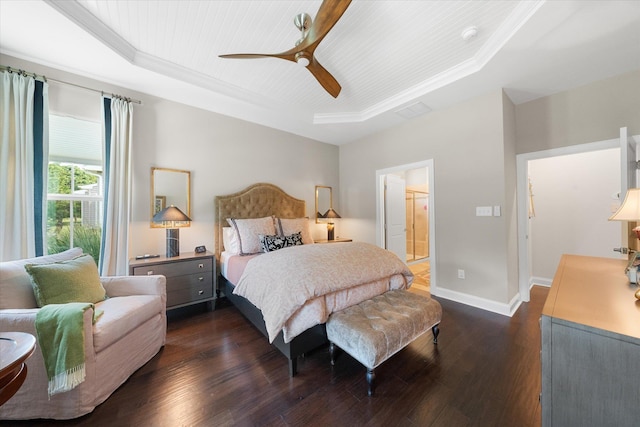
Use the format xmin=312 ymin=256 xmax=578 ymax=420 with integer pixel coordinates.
xmin=608 ymin=188 xmax=640 ymax=300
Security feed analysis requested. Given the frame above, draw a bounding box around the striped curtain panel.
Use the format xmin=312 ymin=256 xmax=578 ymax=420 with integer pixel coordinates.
xmin=99 ymin=96 xmax=133 ymax=276
xmin=0 ymin=71 xmax=49 ymax=261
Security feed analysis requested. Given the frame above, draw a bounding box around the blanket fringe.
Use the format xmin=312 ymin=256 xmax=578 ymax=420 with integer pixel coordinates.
xmin=48 ymin=363 xmax=86 ymax=397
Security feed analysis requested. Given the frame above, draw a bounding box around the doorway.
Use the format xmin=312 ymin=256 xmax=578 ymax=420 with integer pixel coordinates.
xmin=516 ymin=133 xmax=634 ymax=302
xmin=376 ymin=159 xmax=436 ymax=294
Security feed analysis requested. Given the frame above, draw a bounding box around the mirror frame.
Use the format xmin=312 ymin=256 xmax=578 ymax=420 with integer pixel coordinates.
xmin=150 ymin=167 xmax=191 ymax=228
xmin=315 ymin=185 xmax=333 ymax=224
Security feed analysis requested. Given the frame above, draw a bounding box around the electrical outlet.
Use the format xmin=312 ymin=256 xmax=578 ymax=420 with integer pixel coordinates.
xmin=457 ymin=269 xmax=465 ymax=279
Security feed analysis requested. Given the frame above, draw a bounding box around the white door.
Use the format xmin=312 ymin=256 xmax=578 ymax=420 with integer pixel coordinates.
xmin=620 ymin=127 xmax=637 ymax=195
xmin=385 ymin=174 xmax=407 ymax=261
xmin=619 ymin=126 xmax=638 ymax=249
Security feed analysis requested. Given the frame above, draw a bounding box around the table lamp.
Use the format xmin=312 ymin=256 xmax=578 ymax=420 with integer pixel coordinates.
xmin=152 ymin=205 xmax=191 ymax=257
xmin=608 ymin=188 xmax=640 ymax=299
xmin=323 ymin=208 xmax=341 ymax=240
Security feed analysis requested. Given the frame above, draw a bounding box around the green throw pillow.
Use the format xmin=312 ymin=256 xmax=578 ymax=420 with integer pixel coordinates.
xmin=25 ymin=254 xmax=106 ymax=307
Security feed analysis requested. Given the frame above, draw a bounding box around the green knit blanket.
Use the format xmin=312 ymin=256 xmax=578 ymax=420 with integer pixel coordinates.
xmin=35 ymin=302 xmax=102 ymax=396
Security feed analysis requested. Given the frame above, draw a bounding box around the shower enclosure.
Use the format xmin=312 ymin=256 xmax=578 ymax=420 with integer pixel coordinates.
xmin=406 ymin=190 xmax=429 ymax=262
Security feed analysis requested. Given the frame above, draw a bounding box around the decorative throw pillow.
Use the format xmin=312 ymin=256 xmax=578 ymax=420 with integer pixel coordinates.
xmin=222 ymin=226 xmax=241 ymax=254
xmin=227 ymin=216 xmax=277 ymax=255
xmin=260 ymin=234 xmax=287 ymax=253
xmin=25 ymin=254 xmax=107 ymax=307
xmin=260 ymin=232 xmax=304 ymax=253
xmin=275 ymin=217 xmax=314 ymax=245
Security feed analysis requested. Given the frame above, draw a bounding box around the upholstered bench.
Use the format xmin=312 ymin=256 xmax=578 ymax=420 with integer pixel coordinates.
xmin=326 ymin=289 xmax=442 ymax=396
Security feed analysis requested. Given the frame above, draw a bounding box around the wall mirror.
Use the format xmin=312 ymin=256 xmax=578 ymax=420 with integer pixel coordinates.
xmin=151 ymin=167 xmax=191 ymax=228
xmin=315 ymin=185 xmax=332 ymax=223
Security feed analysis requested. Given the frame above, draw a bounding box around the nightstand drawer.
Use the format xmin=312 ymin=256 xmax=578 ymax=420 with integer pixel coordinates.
xmin=167 ymin=272 xmax=214 ymax=307
xmin=131 ymin=258 xmax=213 ymax=277
xmin=129 ymin=252 xmax=216 ymax=311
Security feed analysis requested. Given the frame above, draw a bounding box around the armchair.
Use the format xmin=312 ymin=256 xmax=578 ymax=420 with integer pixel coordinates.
xmin=0 ymin=248 xmax=167 ymax=420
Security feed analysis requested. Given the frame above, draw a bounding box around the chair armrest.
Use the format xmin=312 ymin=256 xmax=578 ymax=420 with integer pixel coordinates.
xmin=101 ymin=275 xmax=166 ymax=298
xmin=0 ymin=308 xmax=94 ymax=343
xmin=0 ymin=309 xmax=39 ymax=334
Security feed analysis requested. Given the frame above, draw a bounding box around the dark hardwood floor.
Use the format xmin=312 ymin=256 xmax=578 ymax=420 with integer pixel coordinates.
xmin=5 ymin=286 xmax=549 ymax=427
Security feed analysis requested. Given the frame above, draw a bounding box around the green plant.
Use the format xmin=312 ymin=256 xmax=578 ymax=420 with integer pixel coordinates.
xmin=47 ymin=225 xmax=102 ymax=265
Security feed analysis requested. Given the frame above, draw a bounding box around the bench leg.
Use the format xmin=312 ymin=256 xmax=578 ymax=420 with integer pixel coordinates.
xmin=329 ymin=342 xmax=337 ymax=366
xmin=432 ymin=324 xmax=440 ymax=344
xmin=366 ymin=369 xmax=376 ymax=397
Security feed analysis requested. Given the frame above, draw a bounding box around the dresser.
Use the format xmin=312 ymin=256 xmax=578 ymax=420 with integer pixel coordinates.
xmin=129 ymin=252 xmax=215 ymax=310
xmin=541 ymin=254 xmax=640 ymax=427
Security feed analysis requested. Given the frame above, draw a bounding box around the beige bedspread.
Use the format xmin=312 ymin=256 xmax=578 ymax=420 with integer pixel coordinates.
xmin=233 ymin=242 xmax=413 ymax=343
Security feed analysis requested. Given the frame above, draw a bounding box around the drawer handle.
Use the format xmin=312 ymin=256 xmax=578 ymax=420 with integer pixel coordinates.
xmin=147 ymin=271 xmax=153 ymax=275
xmin=198 ymin=277 xmax=204 ymax=282
xmin=198 ymin=290 xmax=204 ymax=295
xmin=198 ymin=263 xmax=204 ymax=269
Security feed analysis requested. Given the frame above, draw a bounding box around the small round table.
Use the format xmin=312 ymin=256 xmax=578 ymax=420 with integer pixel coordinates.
xmin=0 ymin=332 xmax=36 ymax=406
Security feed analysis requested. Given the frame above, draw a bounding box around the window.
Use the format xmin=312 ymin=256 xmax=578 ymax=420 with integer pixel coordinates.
xmin=47 ymin=115 xmax=102 ymax=263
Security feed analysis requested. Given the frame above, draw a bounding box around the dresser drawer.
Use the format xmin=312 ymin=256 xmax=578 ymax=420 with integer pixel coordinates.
xmin=167 ymin=272 xmax=214 ymax=307
xmin=131 ymin=258 xmax=213 ymax=278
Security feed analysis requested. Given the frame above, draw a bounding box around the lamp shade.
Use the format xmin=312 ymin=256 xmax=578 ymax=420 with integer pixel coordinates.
xmin=609 ymin=189 xmax=640 ymax=221
xmin=152 ymin=205 xmax=191 ymax=227
xmin=323 ymin=208 xmax=341 ymax=219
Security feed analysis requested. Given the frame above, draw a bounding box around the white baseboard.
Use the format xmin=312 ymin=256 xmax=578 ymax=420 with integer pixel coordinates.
xmin=530 ymin=276 xmax=552 ymax=287
xmin=433 ymin=287 xmax=522 ymax=317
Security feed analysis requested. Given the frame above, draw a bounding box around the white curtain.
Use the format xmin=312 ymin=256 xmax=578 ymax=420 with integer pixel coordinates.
xmin=0 ymin=71 xmax=48 ymax=261
xmin=99 ymin=97 xmax=133 ymax=276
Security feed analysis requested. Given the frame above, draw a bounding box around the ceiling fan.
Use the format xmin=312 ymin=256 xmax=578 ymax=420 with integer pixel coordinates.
xmin=219 ymin=0 xmax=352 ymax=98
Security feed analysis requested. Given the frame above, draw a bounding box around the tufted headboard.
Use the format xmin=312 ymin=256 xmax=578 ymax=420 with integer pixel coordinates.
xmin=214 ymin=183 xmax=306 ymax=264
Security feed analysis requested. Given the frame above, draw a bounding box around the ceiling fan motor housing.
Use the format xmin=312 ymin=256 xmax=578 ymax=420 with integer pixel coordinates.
xmin=295 ymin=51 xmax=311 ymax=67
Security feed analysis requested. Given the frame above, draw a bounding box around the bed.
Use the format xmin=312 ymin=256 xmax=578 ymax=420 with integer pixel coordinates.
xmin=214 ymin=183 xmax=412 ymax=376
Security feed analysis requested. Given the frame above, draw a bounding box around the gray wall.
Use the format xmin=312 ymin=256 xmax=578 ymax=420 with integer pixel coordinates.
xmin=339 ymin=90 xmax=516 ymax=304
xmin=339 ymin=70 xmax=639 ymax=309
xmin=4 ymin=52 xmax=638 ymax=310
xmin=2 ymin=54 xmax=339 ymax=260
xmin=516 ymin=70 xmax=640 ymax=154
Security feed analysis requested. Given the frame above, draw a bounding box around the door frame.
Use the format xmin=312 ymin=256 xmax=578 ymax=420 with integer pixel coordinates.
xmin=516 ymin=138 xmax=619 ymax=302
xmin=376 ymin=159 xmax=436 ymax=292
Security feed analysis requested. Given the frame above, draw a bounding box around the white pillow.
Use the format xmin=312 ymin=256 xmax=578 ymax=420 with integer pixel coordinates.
xmin=227 ymin=217 xmax=277 ymax=255
xmin=222 ymin=227 xmax=241 ymax=254
xmin=275 ymin=217 xmax=314 ymax=245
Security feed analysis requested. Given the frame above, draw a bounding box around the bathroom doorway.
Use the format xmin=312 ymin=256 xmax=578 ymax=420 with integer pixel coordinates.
xmin=376 ymin=159 xmax=435 ymax=294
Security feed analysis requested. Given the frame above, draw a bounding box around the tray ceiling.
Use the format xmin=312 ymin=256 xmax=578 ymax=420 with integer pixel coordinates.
xmin=1 ymin=0 xmax=639 ymax=144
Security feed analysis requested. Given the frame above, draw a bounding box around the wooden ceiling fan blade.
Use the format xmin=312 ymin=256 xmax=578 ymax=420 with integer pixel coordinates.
xmin=299 ymin=0 xmax=352 ymax=52
xmin=307 ymin=59 xmax=341 ymax=98
xmin=219 ymin=52 xmax=294 ymax=61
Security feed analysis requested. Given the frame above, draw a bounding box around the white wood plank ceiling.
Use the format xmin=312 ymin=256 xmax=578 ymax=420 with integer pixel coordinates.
xmin=1 ymin=1 xmax=639 ymax=144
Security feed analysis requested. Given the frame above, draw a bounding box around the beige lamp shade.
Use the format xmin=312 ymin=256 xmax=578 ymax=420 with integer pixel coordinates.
xmin=323 ymin=208 xmax=341 ymax=219
xmin=609 ymin=189 xmax=640 ymax=221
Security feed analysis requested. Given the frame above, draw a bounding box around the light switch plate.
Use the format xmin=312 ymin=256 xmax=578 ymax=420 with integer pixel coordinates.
xmin=476 ymin=206 xmax=492 ymax=216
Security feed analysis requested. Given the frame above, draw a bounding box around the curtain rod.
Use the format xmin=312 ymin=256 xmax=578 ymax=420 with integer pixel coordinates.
xmin=0 ymin=65 xmax=142 ymax=105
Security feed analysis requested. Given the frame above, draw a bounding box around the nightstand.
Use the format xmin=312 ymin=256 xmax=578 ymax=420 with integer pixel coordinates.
xmin=315 ymin=238 xmax=352 ymax=243
xmin=129 ymin=252 xmax=215 ymax=310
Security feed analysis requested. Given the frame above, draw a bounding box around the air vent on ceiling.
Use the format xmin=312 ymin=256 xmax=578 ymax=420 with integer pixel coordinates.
xmin=395 ymin=101 xmax=432 ymax=119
